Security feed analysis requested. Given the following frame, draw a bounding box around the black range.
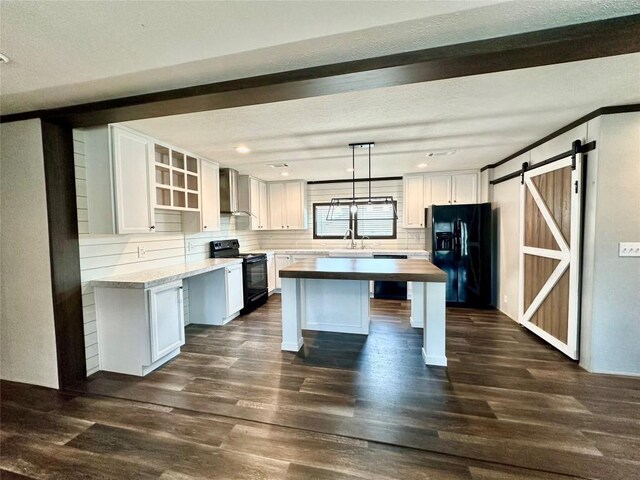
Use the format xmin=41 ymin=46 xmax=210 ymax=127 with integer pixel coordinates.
xmin=210 ymin=239 xmax=268 ymax=315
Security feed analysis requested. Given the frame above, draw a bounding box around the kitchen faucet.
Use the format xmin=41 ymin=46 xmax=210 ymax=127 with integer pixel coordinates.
xmin=360 ymin=235 xmax=370 ymax=249
xmin=343 ymin=228 xmax=357 ymax=249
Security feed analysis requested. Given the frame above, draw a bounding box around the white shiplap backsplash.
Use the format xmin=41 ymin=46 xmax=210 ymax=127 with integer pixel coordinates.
xmin=259 ymin=180 xmax=426 ymax=251
xmin=75 ymin=129 xmax=422 ymax=377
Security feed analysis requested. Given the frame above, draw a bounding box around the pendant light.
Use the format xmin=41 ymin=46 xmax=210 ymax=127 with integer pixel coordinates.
xmin=326 ymin=142 xmax=398 ymax=222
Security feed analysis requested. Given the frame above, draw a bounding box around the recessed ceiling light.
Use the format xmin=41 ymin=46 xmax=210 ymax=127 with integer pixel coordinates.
xmin=235 ymin=145 xmax=251 ymax=154
xmin=346 ymin=168 xmax=354 ymax=172
xmin=417 ymin=163 xmax=428 ymax=168
xmin=269 ymin=163 xmax=289 ymax=168
xmin=280 ymin=172 xmax=290 ymax=177
xmin=0 ymin=53 xmax=10 ymax=64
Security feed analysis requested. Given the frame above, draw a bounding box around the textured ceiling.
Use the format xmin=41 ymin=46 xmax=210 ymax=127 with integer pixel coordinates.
xmin=2 ymin=0 xmax=639 ymax=114
xmin=124 ymin=54 xmax=640 ymax=181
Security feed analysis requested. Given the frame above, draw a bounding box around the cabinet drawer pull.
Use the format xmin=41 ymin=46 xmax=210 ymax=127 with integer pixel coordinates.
xmin=150 ymin=225 xmax=155 ymax=231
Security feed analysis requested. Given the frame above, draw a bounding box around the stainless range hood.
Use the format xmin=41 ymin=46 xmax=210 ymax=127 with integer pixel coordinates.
xmin=219 ymin=168 xmax=252 ymax=216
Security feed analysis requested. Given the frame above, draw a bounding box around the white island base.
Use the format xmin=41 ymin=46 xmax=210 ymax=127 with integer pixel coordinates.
xmin=281 ymin=273 xmax=447 ymax=367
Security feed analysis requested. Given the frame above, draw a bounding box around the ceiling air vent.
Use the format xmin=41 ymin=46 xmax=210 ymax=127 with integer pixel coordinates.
xmin=426 ymin=150 xmax=456 ymax=157
xmin=268 ymin=163 xmax=289 ymax=169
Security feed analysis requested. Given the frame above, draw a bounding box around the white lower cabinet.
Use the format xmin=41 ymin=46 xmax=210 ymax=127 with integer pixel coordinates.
xmin=275 ymin=254 xmax=292 ymax=289
xmin=188 ymin=263 xmax=244 ymax=325
xmin=96 ymin=280 xmax=185 ymax=376
xmin=149 ymin=282 xmax=186 ymax=362
xmin=225 ymin=263 xmax=244 ymax=316
xmin=267 ymin=254 xmax=276 ymax=294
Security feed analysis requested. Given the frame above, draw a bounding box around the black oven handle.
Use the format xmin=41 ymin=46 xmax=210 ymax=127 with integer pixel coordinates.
xmin=245 ymin=256 xmax=266 ymax=264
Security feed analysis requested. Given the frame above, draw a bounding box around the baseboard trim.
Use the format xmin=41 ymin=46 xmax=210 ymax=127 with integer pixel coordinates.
xmin=422 ymin=348 xmax=447 ymax=367
xmin=281 ymin=338 xmax=304 ymax=352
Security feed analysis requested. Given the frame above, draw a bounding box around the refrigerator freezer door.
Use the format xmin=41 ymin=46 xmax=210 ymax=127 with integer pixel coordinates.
xmin=432 ymin=205 xmax=458 ymax=303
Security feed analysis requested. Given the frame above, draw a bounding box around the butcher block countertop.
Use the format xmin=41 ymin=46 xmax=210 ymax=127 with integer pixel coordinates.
xmin=279 ymin=258 xmax=446 ymax=283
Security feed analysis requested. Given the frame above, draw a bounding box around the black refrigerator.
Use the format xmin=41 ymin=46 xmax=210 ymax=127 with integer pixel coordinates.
xmin=429 ymin=203 xmax=493 ymax=307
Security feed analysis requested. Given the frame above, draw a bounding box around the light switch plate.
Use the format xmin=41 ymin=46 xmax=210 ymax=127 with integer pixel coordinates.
xmin=618 ymin=242 xmax=640 ymax=257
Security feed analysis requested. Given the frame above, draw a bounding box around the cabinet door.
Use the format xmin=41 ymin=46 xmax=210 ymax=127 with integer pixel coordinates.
xmin=111 ymin=127 xmax=154 ymax=234
xmin=249 ymin=178 xmax=260 ymax=230
xmin=258 ymin=181 xmax=269 ymax=229
xmin=275 ymin=255 xmax=291 ymax=289
xmin=267 ymin=256 xmax=276 ymax=292
xmin=200 ymin=159 xmax=220 ymax=231
xmin=403 ymin=175 xmax=425 ymax=228
xmin=268 ymin=183 xmax=285 ymax=229
xmin=225 ymin=264 xmax=244 ymax=316
xmin=285 ymin=182 xmax=305 ymax=229
xmin=451 ymin=173 xmax=478 ymax=204
xmin=148 ymin=281 xmax=184 ymax=362
xmin=430 ymin=175 xmax=452 ymax=205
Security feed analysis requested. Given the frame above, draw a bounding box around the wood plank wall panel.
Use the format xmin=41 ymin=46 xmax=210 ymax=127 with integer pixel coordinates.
xmin=73 ymin=130 xmax=259 ymax=376
xmin=530 ymin=268 xmax=570 ymax=343
xmin=524 ymin=189 xmax=559 ymax=251
xmin=523 ymin=254 xmax=559 ymax=312
xmin=259 ymin=180 xmax=426 ymax=251
xmin=531 ymin=166 xmax=572 ymax=245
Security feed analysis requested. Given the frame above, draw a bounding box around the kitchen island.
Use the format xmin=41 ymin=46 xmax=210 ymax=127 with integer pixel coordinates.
xmin=279 ymin=257 xmax=448 ymax=366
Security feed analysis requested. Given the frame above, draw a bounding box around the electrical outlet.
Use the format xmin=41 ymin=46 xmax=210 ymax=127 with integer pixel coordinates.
xmin=503 ymin=295 xmax=508 ymax=304
xmin=137 ymin=246 xmax=146 ymax=259
xmin=619 ymin=242 xmax=640 ymax=257
xmin=187 ymin=241 xmax=194 ymax=252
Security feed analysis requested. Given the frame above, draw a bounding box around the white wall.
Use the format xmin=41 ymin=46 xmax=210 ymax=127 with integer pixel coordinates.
xmin=259 ymin=180 xmax=425 ymax=251
xmin=491 ymin=152 xmax=528 ymax=320
xmin=580 ymin=112 xmax=640 ymax=375
xmin=0 ymin=120 xmax=59 ymax=388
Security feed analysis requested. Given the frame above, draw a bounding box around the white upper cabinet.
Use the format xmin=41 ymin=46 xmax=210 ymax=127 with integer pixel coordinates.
xmin=267 ymin=180 xmax=307 ymax=230
xmin=112 ymin=127 xmax=155 ymax=234
xmin=430 ymin=175 xmax=453 ymax=206
xmin=402 ymin=171 xmax=479 ymax=228
xmin=153 ymin=145 xmax=201 ymax=212
xmin=403 ymin=175 xmax=425 ymax=228
xmin=84 ymin=124 xmax=221 ymax=235
xmin=268 ymin=182 xmax=286 ymax=229
xmin=199 ymin=159 xmax=221 ymax=232
xmin=285 ymin=181 xmax=306 ymax=229
xmin=239 ymin=176 xmax=269 ymax=230
xmin=84 ymin=125 xmax=154 ymax=234
xmin=258 ymin=181 xmax=269 ymax=229
xmin=451 ymin=173 xmax=478 ymax=204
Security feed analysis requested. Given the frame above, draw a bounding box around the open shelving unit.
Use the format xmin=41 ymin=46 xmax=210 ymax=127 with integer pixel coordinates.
xmin=154 ymin=144 xmax=200 ymax=211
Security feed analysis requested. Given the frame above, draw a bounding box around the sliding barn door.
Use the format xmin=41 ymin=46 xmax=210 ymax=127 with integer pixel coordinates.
xmin=518 ymin=146 xmax=583 ymax=359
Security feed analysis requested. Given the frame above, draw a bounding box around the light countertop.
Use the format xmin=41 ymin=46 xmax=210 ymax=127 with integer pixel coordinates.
xmin=90 ymin=258 xmax=242 ymax=289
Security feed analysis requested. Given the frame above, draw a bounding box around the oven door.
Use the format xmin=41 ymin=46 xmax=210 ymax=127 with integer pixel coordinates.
xmin=243 ymin=257 xmax=268 ymax=300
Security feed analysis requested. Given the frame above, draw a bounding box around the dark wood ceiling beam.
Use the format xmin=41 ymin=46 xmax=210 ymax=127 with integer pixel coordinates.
xmin=2 ymin=14 xmax=640 ymax=127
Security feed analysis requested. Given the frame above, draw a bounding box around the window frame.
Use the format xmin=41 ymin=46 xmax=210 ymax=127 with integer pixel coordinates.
xmin=312 ymin=201 xmax=398 ymax=240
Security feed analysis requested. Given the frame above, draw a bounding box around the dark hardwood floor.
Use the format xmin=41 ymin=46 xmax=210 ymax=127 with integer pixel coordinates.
xmin=2 ymin=296 xmax=639 ymax=479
